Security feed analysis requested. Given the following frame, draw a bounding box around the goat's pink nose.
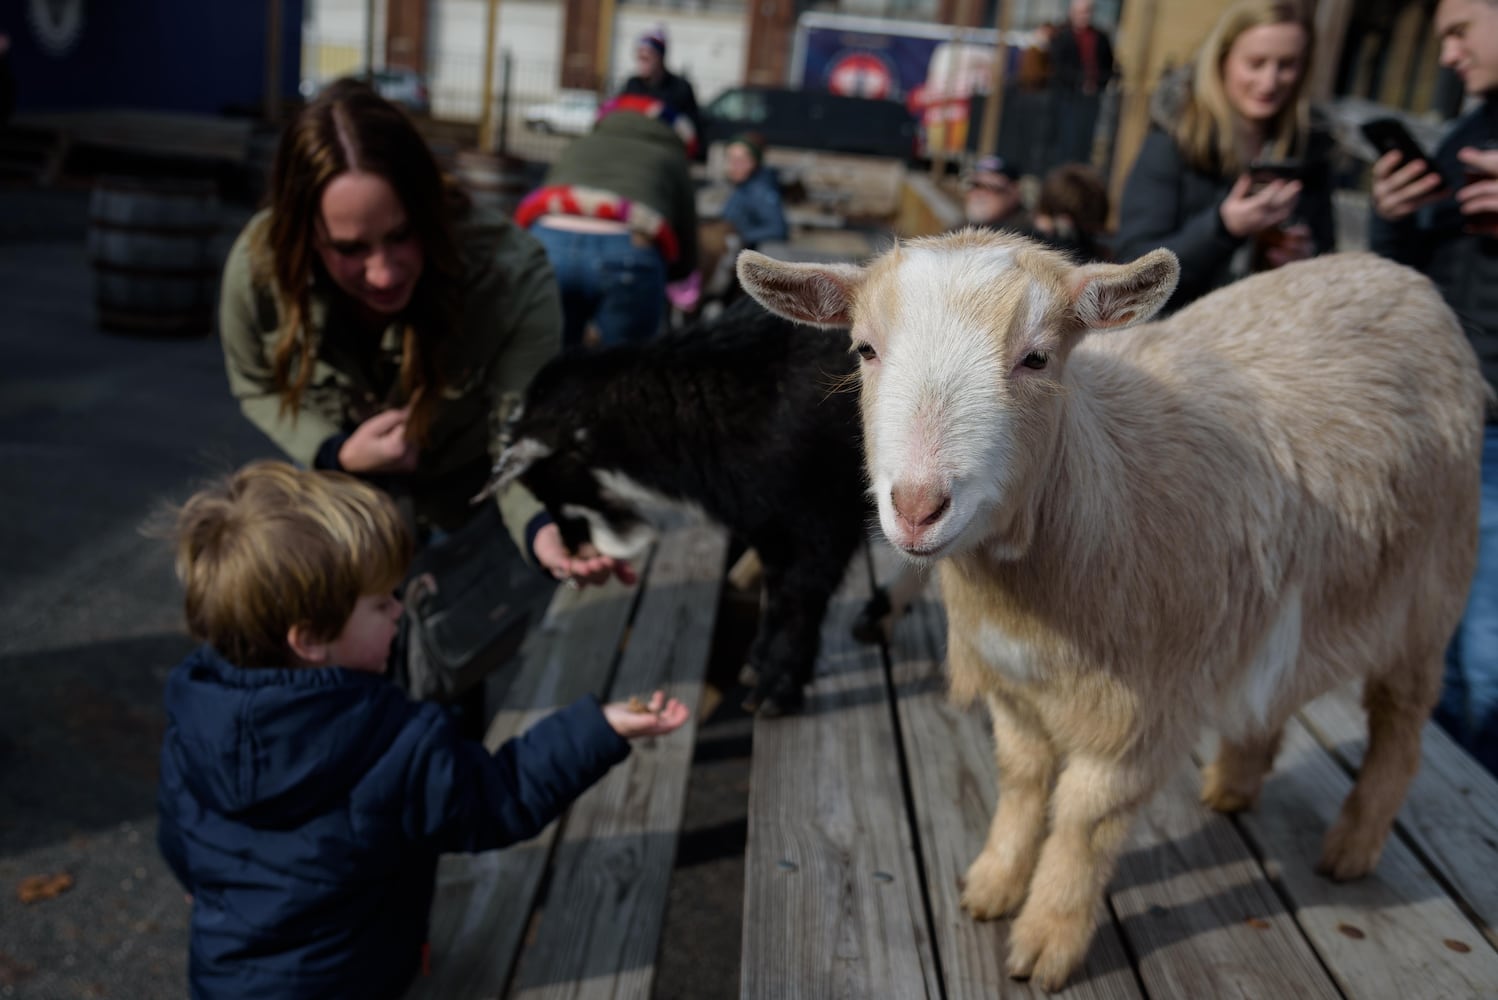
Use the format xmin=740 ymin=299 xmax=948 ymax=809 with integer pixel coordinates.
xmin=890 ymin=481 xmax=950 ymax=529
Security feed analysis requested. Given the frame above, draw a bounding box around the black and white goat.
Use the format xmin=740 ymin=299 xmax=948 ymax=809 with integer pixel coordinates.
xmin=487 ymin=298 xmax=870 ymax=715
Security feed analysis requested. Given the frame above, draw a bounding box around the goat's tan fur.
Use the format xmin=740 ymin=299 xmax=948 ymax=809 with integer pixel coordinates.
xmin=739 ymin=231 xmax=1485 ymax=991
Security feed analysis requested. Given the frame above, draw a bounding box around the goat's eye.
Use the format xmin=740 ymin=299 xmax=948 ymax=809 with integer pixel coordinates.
xmin=854 ymin=341 xmax=878 ymax=362
xmin=1021 ymin=351 xmax=1049 ymax=370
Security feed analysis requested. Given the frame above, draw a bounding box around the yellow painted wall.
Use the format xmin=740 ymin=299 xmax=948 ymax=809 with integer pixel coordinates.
xmin=307 ymin=43 xmax=364 ymax=81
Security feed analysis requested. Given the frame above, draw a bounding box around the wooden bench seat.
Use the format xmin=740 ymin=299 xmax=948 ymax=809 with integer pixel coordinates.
xmin=743 ymin=543 xmax=1498 ymax=998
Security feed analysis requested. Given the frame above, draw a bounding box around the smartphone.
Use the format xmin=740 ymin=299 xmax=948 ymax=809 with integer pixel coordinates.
xmin=1360 ymin=117 xmax=1438 ymax=173
xmin=1248 ymin=159 xmax=1304 ymax=189
xmin=1249 ymin=159 xmax=1303 ymax=181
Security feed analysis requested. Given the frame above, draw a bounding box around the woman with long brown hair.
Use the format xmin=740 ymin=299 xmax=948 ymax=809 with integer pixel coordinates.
xmin=1115 ymin=0 xmax=1336 ymax=312
xmin=219 ymin=80 xmax=626 ymax=594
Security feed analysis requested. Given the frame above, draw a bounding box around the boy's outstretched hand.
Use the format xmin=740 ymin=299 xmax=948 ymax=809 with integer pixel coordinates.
xmin=603 ymin=690 xmax=690 ymax=738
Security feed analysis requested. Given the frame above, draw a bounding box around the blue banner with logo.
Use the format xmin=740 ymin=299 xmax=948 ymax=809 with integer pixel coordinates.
xmin=801 ymin=26 xmax=942 ymax=106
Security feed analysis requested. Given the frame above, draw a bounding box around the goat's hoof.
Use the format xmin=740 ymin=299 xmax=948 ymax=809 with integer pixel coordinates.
xmin=850 ymin=589 xmax=892 ymax=644
xmin=1006 ymin=906 xmax=1092 ymax=992
xmin=1200 ymin=762 xmax=1258 ymax=813
xmin=743 ymin=674 xmax=805 ymax=717
xmin=737 ymin=663 xmax=759 ymax=687
xmin=1317 ymin=819 xmax=1384 ymax=881
xmin=960 ymin=853 xmax=1027 ymax=920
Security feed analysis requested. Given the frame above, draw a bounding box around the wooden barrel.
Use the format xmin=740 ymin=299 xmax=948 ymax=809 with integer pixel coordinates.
xmin=453 ymin=151 xmax=538 ymax=218
xmin=88 ymin=177 xmax=221 ymax=337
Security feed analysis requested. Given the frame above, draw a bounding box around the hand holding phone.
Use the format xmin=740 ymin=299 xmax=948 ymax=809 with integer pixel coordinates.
xmin=1361 ymin=117 xmax=1437 ymax=174
xmin=1247 ymin=159 xmax=1303 ymax=194
xmin=1457 ymin=141 xmax=1498 ymax=234
xmin=1363 ymin=117 xmax=1447 ymax=222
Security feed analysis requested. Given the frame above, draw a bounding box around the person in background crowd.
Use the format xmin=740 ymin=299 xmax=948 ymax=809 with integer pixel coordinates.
xmin=673 ymin=131 xmax=789 ymax=319
xmin=962 ymin=154 xmax=1030 ymax=233
xmin=622 ymin=26 xmax=700 ymax=139
xmin=1050 ymin=0 xmax=1116 ymax=165
xmin=1016 ymin=23 xmax=1057 ymax=93
xmin=720 ymin=132 xmax=788 ymax=251
xmin=1113 ymin=0 xmax=1335 ymax=313
xmin=515 ymin=94 xmax=699 ymax=348
xmin=1031 ymin=162 xmax=1112 ymax=261
xmin=1369 ymin=0 xmax=1498 ymax=775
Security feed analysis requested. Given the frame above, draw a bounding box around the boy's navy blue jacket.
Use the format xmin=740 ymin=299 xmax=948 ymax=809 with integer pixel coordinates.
xmin=156 ymin=645 xmax=630 ymax=1000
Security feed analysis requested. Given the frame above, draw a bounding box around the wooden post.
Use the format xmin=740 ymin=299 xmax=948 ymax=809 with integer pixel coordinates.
xmin=364 ymin=0 xmax=376 ymax=73
xmin=597 ymin=0 xmax=617 ymax=94
xmin=478 ymin=0 xmax=501 ymax=152
xmin=1308 ymin=0 xmax=1355 ymax=104
xmin=977 ymin=0 xmax=1013 ymax=157
xmin=265 ymin=0 xmax=283 ymax=123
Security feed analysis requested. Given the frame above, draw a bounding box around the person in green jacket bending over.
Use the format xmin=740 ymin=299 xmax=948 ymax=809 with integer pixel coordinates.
xmin=219 ymin=79 xmax=633 ymax=595
xmin=515 ymin=94 xmax=700 ymax=348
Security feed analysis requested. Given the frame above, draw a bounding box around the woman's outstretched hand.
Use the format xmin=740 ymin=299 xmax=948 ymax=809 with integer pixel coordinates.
xmin=532 ymin=522 xmax=637 ymax=587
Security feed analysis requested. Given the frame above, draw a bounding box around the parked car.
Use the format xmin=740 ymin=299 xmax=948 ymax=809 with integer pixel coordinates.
xmin=523 ymin=90 xmax=600 ymax=136
xmin=698 ymin=87 xmax=919 ymax=162
xmin=298 ymin=68 xmax=430 ymax=115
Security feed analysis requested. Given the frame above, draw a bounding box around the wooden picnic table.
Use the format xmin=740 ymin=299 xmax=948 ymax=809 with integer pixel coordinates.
xmin=405 ymin=522 xmax=1498 ymax=998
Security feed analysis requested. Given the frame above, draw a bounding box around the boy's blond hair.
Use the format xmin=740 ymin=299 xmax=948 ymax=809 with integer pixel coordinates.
xmin=173 ymin=461 xmax=412 ymax=667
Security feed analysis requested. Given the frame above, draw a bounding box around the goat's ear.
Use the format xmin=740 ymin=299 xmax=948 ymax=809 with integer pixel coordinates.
xmin=737 ymin=251 xmax=865 ymax=329
xmin=475 ymin=438 xmax=552 ymax=503
xmin=1069 ymin=249 xmax=1179 ymax=330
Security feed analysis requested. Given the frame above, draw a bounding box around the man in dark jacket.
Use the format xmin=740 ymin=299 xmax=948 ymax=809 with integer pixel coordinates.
xmin=1049 ymin=0 xmax=1115 ymax=165
xmin=157 ymin=461 xmax=688 ymax=998
xmin=1370 ymin=0 xmax=1498 ymax=774
xmin=0 ymin=33 xmax=14 ymax=126
xmin=960 ymin=154 xmax=1031 ymax=233
xmin=622 ymin=27 xmax=699 ymax=138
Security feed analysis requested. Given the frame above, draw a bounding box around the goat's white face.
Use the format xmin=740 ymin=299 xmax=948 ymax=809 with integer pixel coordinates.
xmin=738 ymin=231 xmax=1179 ymax=561
xmin=854 ymin=245 xmax=1061 ymax=557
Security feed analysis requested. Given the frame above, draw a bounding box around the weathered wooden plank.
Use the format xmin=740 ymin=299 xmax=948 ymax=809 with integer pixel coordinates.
xmin=408 ymin=565 xmax=646 ymax=1000
xmin=1110 ymin=761 xmax=1341 ymax=1000
xmin=741 ymin=545 xmax=942 ymax=1000
xmin=1208 ymin=717 xmax=1498 ymax=998
xmin=508 ymin=524 xmax=729 ymax=1000
xmin=882 ymin=560 xmax=1141 ymax=1000
xmin=1299 ymin=686 xmax=1498 ymax=949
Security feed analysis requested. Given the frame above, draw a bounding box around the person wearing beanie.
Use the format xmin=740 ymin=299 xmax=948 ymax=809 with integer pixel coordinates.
xmin=515 ymin=95 xmax=699 ymax=348
xmin=623 ymin=25 xmax=700 ymax=140
xmin=720 ymin=132 xmax=788 ymax=250
xmin=961 ymin=154 xmax=1030 ymax=232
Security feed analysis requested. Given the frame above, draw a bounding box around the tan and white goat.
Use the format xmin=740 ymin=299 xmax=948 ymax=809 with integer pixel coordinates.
xmin=738 ymin=230 xmax=1485 ymax=991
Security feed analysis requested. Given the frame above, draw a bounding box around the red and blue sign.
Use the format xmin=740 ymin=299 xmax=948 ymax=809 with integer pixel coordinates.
xmin=802 ymin=28 xmax=943 ymax=106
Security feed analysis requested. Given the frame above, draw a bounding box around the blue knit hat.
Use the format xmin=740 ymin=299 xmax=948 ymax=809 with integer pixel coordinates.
xmin=639 ymin=27 xmax=667 ymax=57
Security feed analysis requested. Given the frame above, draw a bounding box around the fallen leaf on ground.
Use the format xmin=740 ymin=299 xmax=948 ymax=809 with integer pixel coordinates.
xmin=17 ymin=872 xmax=74 ymax=904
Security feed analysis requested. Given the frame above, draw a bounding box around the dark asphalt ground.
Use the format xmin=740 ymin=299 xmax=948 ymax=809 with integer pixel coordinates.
xmin=0 ymin=186 xmax=752 ymax=999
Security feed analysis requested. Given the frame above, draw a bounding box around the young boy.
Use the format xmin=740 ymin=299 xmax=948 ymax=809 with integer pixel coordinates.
xmin=156 ymin=461 xmax=687 ymax=999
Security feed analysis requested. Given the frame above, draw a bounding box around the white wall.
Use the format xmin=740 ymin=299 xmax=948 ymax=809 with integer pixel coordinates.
xmin=428 ymin=0 xmax=566 ymax=119
xmin=303 ymin=0 xmax=750 ymax=121
xmin=611 ymin=7 xmax=747 ymax=104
